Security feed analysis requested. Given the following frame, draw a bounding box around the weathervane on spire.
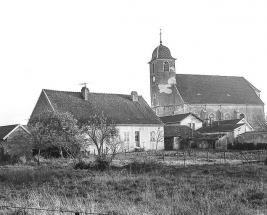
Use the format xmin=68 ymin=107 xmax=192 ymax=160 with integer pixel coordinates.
xmin=160 ymin=29 xmax=162 ymax=45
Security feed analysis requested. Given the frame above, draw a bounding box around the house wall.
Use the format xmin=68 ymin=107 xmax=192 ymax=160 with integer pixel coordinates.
xmin=85 ymin=125 xmax=164 ymax=154
xmin=153 ymin=103 xmax=264 ymax=131
xmin=238 ymin=132 xmax=267 ymax=144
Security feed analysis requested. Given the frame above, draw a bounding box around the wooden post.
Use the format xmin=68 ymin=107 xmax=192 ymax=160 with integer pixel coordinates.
xmin=207 ymin=150 xmax=209 ymax=161
xmin=163 ymin=151 xmax=165 ymax=161
xmin=241 ymin=151 xmax=243 ymax=164
xmin=258 ymin=150 xmax=261 ymax=162
xmin=176 ymin=150 xmax=178 ymax=161
xmin=183 ymin=152 xmax=186 ymax=166
xmin=224 ymin=151 xmax=226 ymax=163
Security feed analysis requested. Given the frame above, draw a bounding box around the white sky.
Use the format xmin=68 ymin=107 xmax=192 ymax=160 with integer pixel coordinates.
xmin=1 ymin=0 xmax=267 ymax=126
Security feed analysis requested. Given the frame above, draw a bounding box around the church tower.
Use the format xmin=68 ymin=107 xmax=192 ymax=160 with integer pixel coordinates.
xmin=149 ymin=31 xmax=181 ymax=115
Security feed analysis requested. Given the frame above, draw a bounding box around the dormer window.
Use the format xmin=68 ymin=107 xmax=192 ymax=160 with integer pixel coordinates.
xmin=163 ymin=61 xmax=169 ymax=72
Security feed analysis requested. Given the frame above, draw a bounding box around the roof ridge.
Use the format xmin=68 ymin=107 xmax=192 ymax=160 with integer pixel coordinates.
xmin=43 ymin=89 xmax=135 ymax=97
xmin=177 ymin=74 xmax=243 ymax=78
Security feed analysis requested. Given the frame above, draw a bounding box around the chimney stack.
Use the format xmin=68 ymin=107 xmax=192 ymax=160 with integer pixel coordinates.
xmin=81 ymin=86 xmax=89 ymax=100
xmin=131 ymin=91 xmax=138 ymax=102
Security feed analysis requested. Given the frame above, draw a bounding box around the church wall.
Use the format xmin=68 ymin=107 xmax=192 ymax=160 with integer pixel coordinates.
xmin=153 ymin=103 xmax=264 ymax=130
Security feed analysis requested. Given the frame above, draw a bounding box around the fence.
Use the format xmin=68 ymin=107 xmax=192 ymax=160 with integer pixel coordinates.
xmin=113 ymin=149 xmax=267 ymax=166
xmin=0 ymin=205 xmax=110 ymax=215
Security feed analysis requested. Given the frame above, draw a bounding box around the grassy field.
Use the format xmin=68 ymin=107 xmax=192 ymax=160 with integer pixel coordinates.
xmin=1 ymin=158 xmax=267 ymax=215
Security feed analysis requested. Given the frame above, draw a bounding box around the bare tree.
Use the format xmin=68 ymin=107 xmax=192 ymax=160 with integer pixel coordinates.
xmin=82 ymin=112 xmax=119 ymax=158
xmin=105 ymin=136 xmax=124 ymax=159
xmin=155 ymin=127 xmax=164 ymax=151
xmin=253 ymin=114 xmax=267 ymax=131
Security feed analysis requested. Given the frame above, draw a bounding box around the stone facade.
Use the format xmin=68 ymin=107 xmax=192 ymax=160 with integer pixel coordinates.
xmin=149 ymin=43 xmax=265 ymax=130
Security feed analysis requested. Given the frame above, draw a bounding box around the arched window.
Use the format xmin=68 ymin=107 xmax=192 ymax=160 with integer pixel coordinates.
xmin=152 ymin=76 xmax=155 ymax=83
xmin=209 ymin=113 xmax=215 ymax=125
xmin=152 ymin=63 xmax=155 ymax=74
xmin=224 ymin=113 xmax=231 ymax=120
xmin=240 ymin=113 xmax=245 ymax=119
xmin=163 ymin=61 xmax=169 ymax=72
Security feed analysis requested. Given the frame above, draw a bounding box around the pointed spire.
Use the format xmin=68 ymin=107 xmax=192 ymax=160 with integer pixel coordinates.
xmin=160 ymin=29 xmax=162 ymax=45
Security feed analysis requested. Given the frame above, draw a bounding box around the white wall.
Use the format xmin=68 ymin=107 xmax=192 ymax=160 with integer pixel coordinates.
xmin=118 ymin=125 xmax=164 ymax=151
xmin=83 ymin=125 xmax=164 ymax=154
xmin=180 ymin=115 xmax=203 ymax=130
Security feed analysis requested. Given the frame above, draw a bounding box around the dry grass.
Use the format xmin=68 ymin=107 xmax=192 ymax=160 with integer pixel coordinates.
xmin=1 ymin=159 xmax=267 ymax=214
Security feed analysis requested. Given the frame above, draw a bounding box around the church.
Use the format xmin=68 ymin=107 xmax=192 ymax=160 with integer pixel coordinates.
xmin=149 ymin=37 xmax=265 ymax=130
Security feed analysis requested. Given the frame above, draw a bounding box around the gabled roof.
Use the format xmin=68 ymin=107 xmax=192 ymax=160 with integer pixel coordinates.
xmin=0 ymin=124 xmax=29 ymax=140
xmin=160 ymin=113 xmax=203 ymax=124
xmin=164 ymin=125 xmax=200 ymax=138
xmin=43 ymin=89 xmax=163 ymax=125
xmin=176 ymin=74 xmax=264 ymax=105
xmin=197 ymin=123 xmax=245 ymax=133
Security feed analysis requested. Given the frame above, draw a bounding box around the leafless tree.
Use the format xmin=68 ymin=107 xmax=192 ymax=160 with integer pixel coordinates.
xmin=82 ymin=112 xmax=119 ymax=158
xmin=155 ymin=127 xmax=164 ymax=151
xmin=252 ymin=114 xmax=267 ymax=131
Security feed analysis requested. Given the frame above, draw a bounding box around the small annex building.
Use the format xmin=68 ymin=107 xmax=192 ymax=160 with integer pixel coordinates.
xmin=197 ymin=118 xmax=254 ymax=148
xmin=160 ymin=113 xmax=203 ymax=130
xmin=29 ymin=87 xmax=164 ymax=153
xmin=238 ymin=131 xmax=267 ymax=145
xmin=0 ymin=124 xmax=30 ymax=156
xmin=164 ymin=126 xmax=200 ymax=150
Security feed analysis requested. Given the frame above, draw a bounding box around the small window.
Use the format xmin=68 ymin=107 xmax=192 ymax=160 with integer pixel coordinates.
xmin=163 ymin=61 xmax=169 ymax=71
xmin=152 ymin=76 xmax=155 ymax=82
xmin=152 ymin=63 xmax=155 ymax=74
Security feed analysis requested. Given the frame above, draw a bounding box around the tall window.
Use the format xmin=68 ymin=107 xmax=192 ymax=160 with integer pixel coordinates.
xmin=123 ymin=132 xmax=130 ymax=151
xmin=224 ymin=113 xmax=231 ymax=120
xmin=163 ymin=61 xmax=169 ymax=71
xmin=209 ymin=113 xmax=215 ymax=125
xmin=135 ymin=131 xmax=140 ymax=147
xmin=150 ymin=131 xmax=156 ymax=142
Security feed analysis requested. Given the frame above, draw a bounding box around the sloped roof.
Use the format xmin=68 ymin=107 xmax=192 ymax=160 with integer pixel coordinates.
xmin=211 ymin=119 xmax=241 ymax=126
xmin=160 ymin=113 xmax=203 ymax=124
xmin=176 ymin=74 xmax=264 ymax=105
xmin=0 ymin=124 xmax=18 ymax=140
xmin=149 ymin=44 xmax=176 ymax=63
xmin=43 ymin=89 xmax=163 ymax=125
xmin=197 ymin=123 xmax=245 ymax=133
xmin=164 ymin=125 xmax=200 ymax=138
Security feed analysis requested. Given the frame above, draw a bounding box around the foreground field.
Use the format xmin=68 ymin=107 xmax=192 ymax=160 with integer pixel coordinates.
xmin=1 ymin=159 xmax=267 ymax=215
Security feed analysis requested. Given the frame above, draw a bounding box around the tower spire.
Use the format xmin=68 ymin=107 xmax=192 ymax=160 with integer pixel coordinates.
xmin=160 ymin=29 xmax=162 ymax=45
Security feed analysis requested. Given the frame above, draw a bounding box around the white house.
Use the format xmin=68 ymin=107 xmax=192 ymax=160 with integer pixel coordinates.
xmin=29 ymin=87 xmax=164 ymax=153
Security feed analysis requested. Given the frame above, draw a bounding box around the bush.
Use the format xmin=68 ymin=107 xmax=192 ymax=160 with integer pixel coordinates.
xmin=74 ymin=156 xmax=112 ymax=171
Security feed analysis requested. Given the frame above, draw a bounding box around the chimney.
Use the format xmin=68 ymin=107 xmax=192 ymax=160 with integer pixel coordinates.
xmin=81 ymin=86 xmax=89 ymax=100
xmin=131 ymin=91 xmax=138 ymax=102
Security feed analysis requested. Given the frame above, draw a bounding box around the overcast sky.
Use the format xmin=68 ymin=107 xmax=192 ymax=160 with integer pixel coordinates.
xmin=1 ymin=0 xmax=267 ymax=126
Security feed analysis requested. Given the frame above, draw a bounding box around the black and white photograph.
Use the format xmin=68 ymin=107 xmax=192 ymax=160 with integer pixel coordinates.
xmin=1 ymin=1 xmax=267 ymax=214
